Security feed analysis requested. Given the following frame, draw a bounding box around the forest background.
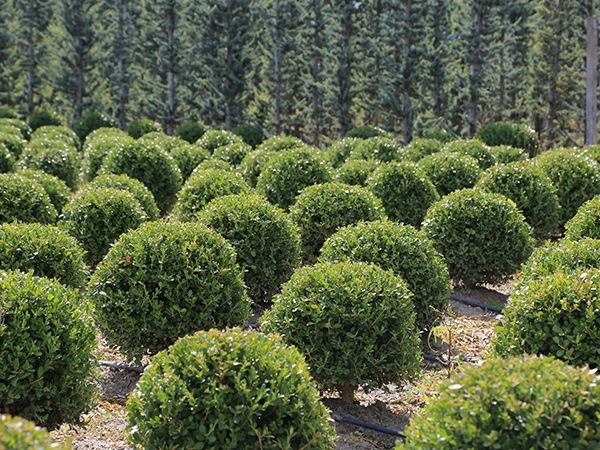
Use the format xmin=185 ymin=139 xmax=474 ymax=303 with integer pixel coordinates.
xmin=0 ymin=0 xmax=597 ymax=148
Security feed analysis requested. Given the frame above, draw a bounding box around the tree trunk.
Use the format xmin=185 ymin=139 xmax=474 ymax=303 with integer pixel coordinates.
xmin=586 ymin=10 xmax=598 ymax=145
xmin=166 ymin=2 xmax=176 ymax=135
xmin=311 ymin=2 xmax=321 ymax=146
xmin=116 ymin=0 xmax=129 ymax=130
xmin=545 ymin=0 xmax=563 ymax=143
xmin=468 ymin=2 xmax=483 ymax=136
xmin=338 ymin=383 xmax=355 ymax=404
xmin=402 ymin=0 xmax=412 ymax=144
xmin=273 ymin=0 xmax=282 ymax=136
xmin=225 ymin=0 xmax=234 ymax=130
xmin=432 ymin=0 xmax=443 ymax=118
xmin=27 ymin=0 xmax=35 ymax=113
xmin=338 ymin=1 xmax=354 ymax=138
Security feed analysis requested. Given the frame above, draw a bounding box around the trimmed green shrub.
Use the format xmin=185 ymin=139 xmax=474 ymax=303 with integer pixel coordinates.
xmin=0 ymin=173 xmax=56 ymax=224
xmin=289 ymin=182 xmax=386 ymax=264
xmin=89 ymin=173 xmax=160 ymax=221
xmin=213 ymin=142 xmax=252 ymax=167
xmin=0 ymin=107 xmax=17 ymax=119
xmin=18 ymin=169 xmax=71 ymax=214
xmin=231 ymin=124 xmax=264 ymax=147
xmin=0 ymin=270 xmax=98 ymax=430
xmin=0 ymin=415 xmax=72 ymax=449
xmin=261 ymin=261 xmax=421 ymax=403
xmin=0 ymin=142 xmax=16 ymax=173
xmin=418 ymin=151 xmax=482 ymax=197
xmin=442 ymin=138 xmax=496 ymax=169
xmin=335 ymin=159 xmax=379 ymax=186
xmin=88 ymin=221 xmax=251 ymax=361
xmin=0 ymin=118 xmax=31 ymax=140
xmin=404 ymin=138 xmax=443 ymax=161
xmin=31 ymin=125 xmax=80 ymax=150
xmin=170 ymin=143 xmax=210 ymax=180
xmin=239 ymin=149 xmax=276 ymax=187
xmin=349 ymin=136 xmax=403 ymax=163
xmin=256 ymin=147 xmax=332 ymax=210
xmin=476 ymin=121 xmax=540 ymax=157
xmin=60 ymin=187 xmax=148 ymax=266
xmin=398 ymin=355 xmax=600 ymax=450
xmin=19 ymin=139 xmax=80 ymax=189
xmin=421 ymin=129 xmax=455 ymax=144
xmin=27 ymin=110 xmax=64 ymax=132
xmin=319 ymin=220 xmax=450 ymax=331
xmin=100 ymin=138 xmax=182 ymax=215
xmin=174 ymin=122 xmax=207 ymax=143
xmin=368 ymin=162 xmax=439 ymax=227
xmin=423 ymin=188 xmax=534 ymax=285
xmin=346 ymin=125 xmax=394 ymax=140
xmin=535 ymin=148 xmax=600 ymax=227
xmin=565 ymin=195 xmax=600 ymax=240
xmin=200 ymin=193 xmax=302 ymax=303
xmin=81 ymin=130 xmax=136 ymax=182
xmin=127 ymin=328 xmax=337 ymax=449
xmin=137 ymin=131 xmax=184 ymax=152
xmin=477 ymin=162 xmax=560 ymax=238
xmin=172 ymin=169 xmax=250 ymax=222
xmin=490 ymin=145 xmax=529 ymax=164
xmin=73 ymin=111 xmax=114 ymax=142
xmin=125 ymin=118 xmax=161 ymax=139
xmin=257 ymin=134 xmax=306 ymax=153
xmin=0 ymin=222 xmax=88 ymax=288
xmin=493 ymin=269 xmax=600 ymax=368
xmin=197 ymin=129 xmax=243 ymax=154
xmin=325 ymin=137 xmax=364 ymax=168
xmin=192 ymin=158 xmax=233 ymax=173
xmin=0 ymin=130 xmax=27 ymax=158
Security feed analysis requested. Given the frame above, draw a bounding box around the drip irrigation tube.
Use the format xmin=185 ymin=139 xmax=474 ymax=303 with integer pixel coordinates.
xmin=99 ymin=360 xmax=145 ymax=374
xmin=330 ymin=412 xmax=405 ymax=438
xmin=422 ymin=353 xmax=447 ymax=364
xmin=449 ymin=295 xmax=503 ymax=314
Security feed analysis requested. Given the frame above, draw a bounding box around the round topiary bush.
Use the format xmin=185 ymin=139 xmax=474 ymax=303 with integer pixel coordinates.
xmin=418 ymin=151 xmax=482 ymax=197
xmin=0 ymin=222 xmax=88 ymax=288
xmin=477 ymin=161 xmax=560 ymax=238
xmin=239 ymin=149 xmax=276 ymax=187
xmin=0 ymin=415 xmax=72 ymax=449
xmin=397 ymin=354 xmax=600 ymax=450
xmin=172 ymin=169 xmax=250 ymax=222
xmin=0 ymin=130 xmax=27 ymax=158
xmin=100 ymin=137 xmax=182 ymax=215
xmin=73 ymin=111 xmax=114 ymax=142
xmin=346 ymin=125 xmax=393 ymax=140
xmin=490 ymin=144 xmax=529 ymax=164
xmin=421 ymin=129 xmax=455 ymax=144
xmin=493 ymin=269 xmax=600 ymax=367
xmin=422 ymin=188 xmax=534 ymax=285
xmin=325 ymin=137 xmax=364 ymax=168
xmin=170 ymin=143 xmax=210 ymax=180
xmin=60 ymin=187 xmax=148 ymax=266
xmin=196 ymin=129 xmax=243 ymax=154
xmin=27 ymin=110 xmax=64 ymax=132
xmin=261 ymin=261 xmax=421 ymax=403
xmin=335 ymin=159 xmax=379 ymax=186
xmin=17 ymin=169 xmax=71 ymax=214
xmin=127 ymin=328 xmax=337 ymax=449
xmin=88 ymin=221 xmax=252 ymax=361
xmin=199 ymin=193 xmax=301 ymax=303
xmin=231 ymin=124 xmax=264 ymax=147
xmin=0 ymin=173 xmax=57 ymax=224
xmin=174 ymin=121 xmax=207 ymax=143
xmin=289 ymin=182 xmax=386 ymax=264
xmin=349 ymin=136 xmax=403 ymax=163
xmin=442 ymin=138 xmax=496 ymax=169
xmin=81 ymin=128 xmax=134 ymax=182
xmin=534 ymin=148 xmax=600 ymax=227
xmin=476 ymin=121 xmax=540 ymax=157
xmin=89 ymin=173 xmax=160 ymax=221
xmin=319 ymin=220 xmax=450 ymax=331
xmin=213 ymin=142 xmax=252 ymax=167
xmin=404 ymin=138 xmax=443 ymax=161
xmin=31 ymin=125 xmax=80 ymax=150
xmin=0 ymin=270 xmax=98 ymax=430
xmin=256 ymin=134 xmax=306 ymax=153
xmin=191 ymin=158 xmax=233 ymax=172
xmin=19 ymin=139 xmax=80 ymax=189
xmin=256 ymin=147 xmax=332 ymax=210
xmin=0 ymin=141 xmax=16 ymax=173
xmin=125 ymin=118 xmax=161 ymax=139
xmin=367 ymin=161 xmax=439 ymax=227
xmin=565 ymin=195 xmax=600 ymax=240
xmin=0 ymin=118 xmax=31 ymax=140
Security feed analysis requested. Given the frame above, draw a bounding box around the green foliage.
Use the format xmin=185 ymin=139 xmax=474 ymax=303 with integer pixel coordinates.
xmin=199 ymin=193 xmax=301 ymax=303
xmin=197 ymin=129 xmax=244 ymax=154
xmin=477 ymin=162 xmax=560 ymax=238
xmin=319 ymin=220 xmax=450 ymax=331
xmin=0 ymin=108 xmax=17 ymax=119
xmin=0 ymin=271 xmax=98 ymax=430
xmin=30 ymin=126 xmax=80 ymax=150
xmin=325 ymin=137 xmax=364 ymax=168
xmin=261 ymin=261 xmax=421 ymax=399
xmin=60 ymin=187 xmax=148 ymax=266
xmin=100 ymin=138 xmax=182 ymax=215
xmin=0 ymin=142 xmax=16 ymax=173
xmin=81 ymin=129 xmax=136 ymax=182
xmin=494 ymin=269 xmax=600 ymax=368
xmin=18 ymin=169 xmax=71 ymax=214
xmin=172 ymin=169 xmax=250 ymax=222
xmin=404 ymin=138 xmax=444 ymax=161
xmin=335 ymin=159 xmax=379 ymax=186
xmin=231 ymin=124 xmax=264 ymax=148
xmin=213 ymin=142 xmax=253 ymax=167
xmin=0 ymin=130 xmax=27 ymax=158
xmin=346 ymin=125 xmax=393 ymax=140
xmin=89 ymin=221 xmax=251 ymax=361
xmin=192 ymin=158 xmax=233 ymax=173
xmin=349 ymin=136 xmax=403 ymax=163
xmin=73 ymin=112 xmax=114 ymax=142
xmin=27 ymin=110 xmax=64 ymax=132
xmin=398 ymin=355 xmax=600 ymax=449
xmin=0 ymin=222 xmax=88 ymax=288
xmin=565 ymin=195 xmax=600 ymax=240
xmin=125 ymin=118 xmax=162 ymax=139
xmin=0 ymin=118 xmax=31 ymax=140
xmin=442 ymin=139 xmax=496 ymax=169
xmin=368 ymin=162 xmax=439 ymax=227
xmin=174 ymin=122 xmax=207 ymax=143
xmin=256 ymin=135 xmax=306 ymax=153
xmin=127 ymin=328 xmax=337 ymax=449
xmin=89 ymin=174 xmax=160 ymax=221
xmin=256 ymin=147 xmax=332 ymax=210
xmin=535 ymin=149 xmax=600 ymax=227
xmin=489 ymin=145 xmax=529 ymax=164
xmin=289 ymin=182 xmax=386 ymax=264
xmin=423 ymin=188 xmax=534 ymax=285
xmin=0 ymin=173 xmax=57 ymax=224
xmin=476 ymin=122 xmax=540 ymax=157
xmin=0 ymin=415 xmax=71 ymax=449
xmin=239 ymin=149 xmax=276 ymax=188
xmin=19 ymin=137 xmax=80 ymax=189
xmin=421 ymin=129 xmax=454 ymax=144
xmin=170 ymin=143 xmax=210 ymax=180
xmin=418 ymin=152 xmax=482 ymax=197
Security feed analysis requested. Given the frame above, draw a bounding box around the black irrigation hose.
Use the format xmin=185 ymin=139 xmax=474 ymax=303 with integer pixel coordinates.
xmin=422 ymin=353 xmax=447 ymax=365
xmin=99 ymin=360 xmax=145 ymax=374
xmin=330 ymin=412 xmax=405 ymax=439
xmin=449 ymin=294 xmax=503 ymax=314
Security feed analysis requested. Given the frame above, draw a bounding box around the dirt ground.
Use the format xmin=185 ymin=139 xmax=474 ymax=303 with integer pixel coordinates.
xmin=50 ymin=284 xmax=508 ymax=449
